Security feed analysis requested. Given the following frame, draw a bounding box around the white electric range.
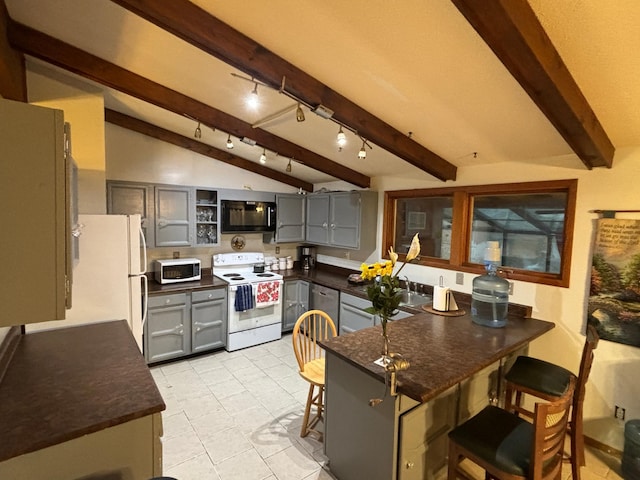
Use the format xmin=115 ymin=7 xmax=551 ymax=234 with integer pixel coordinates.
xmin=213 ymin=252 xmax=283 ymax=351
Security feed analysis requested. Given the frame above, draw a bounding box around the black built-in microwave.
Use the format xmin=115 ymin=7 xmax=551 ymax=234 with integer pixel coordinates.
xmin=221 ymin=200 xmax=276 ymax=233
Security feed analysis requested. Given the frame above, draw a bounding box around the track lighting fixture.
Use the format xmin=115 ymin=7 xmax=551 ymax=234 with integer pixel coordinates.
xmin=286 ymin=159 xmax=292 ymax=173
xmin=296 ymin=103 xmax=305 ymax=122
xmin=194 ymin=122 xmax=202 ymax=139
xmin=226 ymin=134 xmax=234 ymax=149
xmin=246 ymin=82 xmax=259 ymax=109
xmin=337 ymin=126 xmax=347 ymax=149
xmin=260 ymin=149 xmax=267 ymax=164
xmin=358 ymin=140 xmax=367 ymax=159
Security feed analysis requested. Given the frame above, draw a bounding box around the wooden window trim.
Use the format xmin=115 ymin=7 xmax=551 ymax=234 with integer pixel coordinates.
xmin=382 ymin=179 xmax=577 ymax=288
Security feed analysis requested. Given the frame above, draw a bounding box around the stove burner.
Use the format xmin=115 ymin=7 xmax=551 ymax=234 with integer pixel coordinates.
xmin=256 ymin=273 xmax=274 ymax=277
xmin=223 ymin=273 xmax=241 ymax=277
xmin=229 ymin=276 xmax=245 ymax=281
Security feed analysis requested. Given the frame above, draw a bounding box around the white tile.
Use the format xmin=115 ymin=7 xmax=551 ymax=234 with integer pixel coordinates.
xmin=233 ymin=365 xmax=268 ymax=384
xmin=181 ymin=392 xmax=224 ymax=420
xmin=201 ymin=426 xmax=253 ymax=464
xmin=218 ymin=390 xmax=261 ymax=416
xmin=161 ymin=360 xmax=194 ymax=376
xmin=188 ymin=351 xmax=227 ymax=374
xmin=190 ymin=409 xmax=236 ymax=440
xmin=165 ymin=452 xmax=220 ymax=480
xmin=198 ymin=365 xmax=235 ymax=385
xmin=208 ymin=377 xmax=246 ymax=400
xmin=265 ymin=445 xmax=322 ymax=480
xmin=163 ymin=411 xmax=194 ymax=440
xmin=303 ymin=467 xmax=339 ymax=480
xmin=231 ymin=405 xmax=276 ymax=436
xmin=243 ymin=376 xmax=281 ymax=396
xmin=162 ymin=428 xmax=207 ymax=470
xmin=214 ymin=448 xmax=273 ymax=480
xmin=247 ymin=422 xmax=296 ymax=459
xmin=221 ymin=354 xmax=255 ymax=372
xmin=274 ymin=374 xmax=308 ymax=395
xmin=261 ymin=362 xmax=298 ymax=380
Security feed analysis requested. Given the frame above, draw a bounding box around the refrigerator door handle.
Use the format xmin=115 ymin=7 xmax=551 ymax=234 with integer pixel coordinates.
xmin=139 ymin=226 xmax=148 ymax=275
xmin=141 ymin=274 xmax=148 ymax=326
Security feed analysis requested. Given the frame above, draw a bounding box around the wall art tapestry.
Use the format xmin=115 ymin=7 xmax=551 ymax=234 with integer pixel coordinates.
xmin=588 ymin=218 xmax=640 ymax=348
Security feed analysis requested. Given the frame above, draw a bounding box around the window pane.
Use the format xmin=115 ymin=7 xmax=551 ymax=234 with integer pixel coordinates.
xmin=470 ymin=193 xmax=566 ymax=273
xmin=395 ymin=196 xmax=453 ymax=259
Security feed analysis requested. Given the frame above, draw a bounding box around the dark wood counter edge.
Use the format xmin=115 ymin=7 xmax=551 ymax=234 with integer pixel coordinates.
xmin=0 ymin=326 xmax=21 ymax=384
xmin=320 ymin=313 xmax=554 ymax=404
xmin=0 ymin=320 xmax=166 ymax=463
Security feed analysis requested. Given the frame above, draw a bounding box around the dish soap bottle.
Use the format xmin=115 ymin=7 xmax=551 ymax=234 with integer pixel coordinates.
xmin=471 ymin=241 xmax=509 ymax=328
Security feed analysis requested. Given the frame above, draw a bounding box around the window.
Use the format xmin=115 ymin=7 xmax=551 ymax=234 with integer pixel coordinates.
xmin=383 ymin=180 xmax=577 ymax=287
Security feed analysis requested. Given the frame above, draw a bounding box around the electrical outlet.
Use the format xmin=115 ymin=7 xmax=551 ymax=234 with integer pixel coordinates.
xmin=509 ymin=281 xmax=514 ymax=295
xmin=456 ymin=272 xmax=464 ymax=285
xmin=344 ymin=251 xmax=350 ymax=259
xmin=275 ymin=246 xmax=280 ymax=255
xmin=173 ymin=251 xmax=180 ymax=259
xmin=615 ymin=405 xmax=626 ymax=420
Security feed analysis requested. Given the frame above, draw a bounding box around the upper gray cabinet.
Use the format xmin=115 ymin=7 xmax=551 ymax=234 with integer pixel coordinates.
xmin=306 ymin=191 xmax=377 ymax=249
xmin=1 ymin=99 xmax=70 ymax=325
xmin=193 ymin=189 xmax=219 ymax=246
xmin=155 ymin=186 xmax=193 ymax=247
xmin=275 ymin=193 xmax=306 ymax=243
xmin=107 ymin=181 xmax=155 ymax=247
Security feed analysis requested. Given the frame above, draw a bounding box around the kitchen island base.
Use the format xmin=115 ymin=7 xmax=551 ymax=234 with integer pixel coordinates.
xmin=325 ymin=352 xmax=506 ymax=480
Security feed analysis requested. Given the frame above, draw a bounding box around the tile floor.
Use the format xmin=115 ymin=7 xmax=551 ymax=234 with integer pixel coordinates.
xmin=151 ymin=335 xmax=624 ymax=480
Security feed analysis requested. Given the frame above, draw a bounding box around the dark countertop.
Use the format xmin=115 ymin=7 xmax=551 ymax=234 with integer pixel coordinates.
xmin=319 ymin=312 xmax=554 ymax=404
xmin=0 ymin=320 xmax=165 ymax=462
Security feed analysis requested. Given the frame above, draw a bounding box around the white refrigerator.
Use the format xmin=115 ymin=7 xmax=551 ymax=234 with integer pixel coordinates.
xmin=27 ymin=214 xmax=148 ymax=351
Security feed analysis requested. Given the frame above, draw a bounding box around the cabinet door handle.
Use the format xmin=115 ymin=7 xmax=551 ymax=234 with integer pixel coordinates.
xmin=330 ymin=223 xmax=335 ymax=229
xmin=165 ymin=298 xmax=172 ymax=305
xmin=322 ymin=222 xmax=328 ymax=229
xmin=157 ymin=218 xmax=168 ymax=228
xmin=405 ymin=461 xmax=414 ymax=469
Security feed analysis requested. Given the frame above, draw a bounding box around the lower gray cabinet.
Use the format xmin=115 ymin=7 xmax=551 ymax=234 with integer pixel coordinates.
xmin=339 ymin=292 xmax=412 ymax=335
xmin=145 ymin=293 xmax=191 ymax=363
xmin=191 ymin=288 xmax=227 ymax=352
xmin=282 ymin=280 xmax=310 ymax=332
xmin=145 ymin=288 xmax=227 ymax=363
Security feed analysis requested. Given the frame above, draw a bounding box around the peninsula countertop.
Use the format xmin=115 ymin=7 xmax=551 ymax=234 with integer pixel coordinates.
xmin=0 ymin=320 xmax=165 ymax=462
xmin=319 ymin=311 xmax=554 ymax=403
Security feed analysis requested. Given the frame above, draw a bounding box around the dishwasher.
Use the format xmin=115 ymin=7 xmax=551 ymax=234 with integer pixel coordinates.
xmin=310 ymin=283 xmax=340 ymax=330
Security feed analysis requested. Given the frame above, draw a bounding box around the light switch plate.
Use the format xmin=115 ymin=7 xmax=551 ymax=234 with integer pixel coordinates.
xmin=456 ymin=272 xmax=464 ymax=285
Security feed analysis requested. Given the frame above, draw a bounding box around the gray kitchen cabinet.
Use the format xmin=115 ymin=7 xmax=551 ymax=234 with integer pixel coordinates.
xmin=305 ymin=191 xmax=378 ymax=249
xmin=107 ymin=181 xmax=155 ymax=247
xmin=275 ymin=193 xmax=306 ymax=243
xmin=339 ymin=292 xmax=375 ymax=334
xmin=155 ymin=186 xmax=193 ymax=247
xmin=191 ymin=288 xmax=227 ymax=352
xmin=194 ymin=188 xmax=219 ymax=246
xmin=282 ymin=280 xmax=310 ymax=332
xmin=305 ymin=193 xmax=331 ymax=245
xmin=1 ymin=99 xmax=71 ymax=326
xmin=339 ymin=292 xmax=412 ymax=335
xmin=145 ymin=293 xmax=191 ymax=363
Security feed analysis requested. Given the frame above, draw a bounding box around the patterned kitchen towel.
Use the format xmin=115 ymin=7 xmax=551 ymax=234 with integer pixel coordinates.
xmin=234 ymin=284 xmax=254 ymax=312
xmin=256 ymin=281 xmax=280 ymax=308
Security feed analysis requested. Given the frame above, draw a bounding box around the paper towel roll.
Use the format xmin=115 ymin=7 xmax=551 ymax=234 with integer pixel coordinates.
xmin=433 ymin=285 xmax=450 ymax=311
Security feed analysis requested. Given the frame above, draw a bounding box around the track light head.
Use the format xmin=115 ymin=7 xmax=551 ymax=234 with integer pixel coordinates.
xmin=226 ymin=134 xmax=234 ymax=149
xmin=286 ymin=159 xmax=292 ymax=173
xmin=296 ymin=103 xmax=305 ymax=122
xmin=246 ymin=82 xmax=259 ymax=109
xmin=337 ymin=126 xmax=347 ymax=148
xmin=358 ymin=140 xmax=367 ymax=159
xmin=259 ymin=149 xmax=267 ymax=164
xmin=194 ymin=122 xmax=202 ymax=139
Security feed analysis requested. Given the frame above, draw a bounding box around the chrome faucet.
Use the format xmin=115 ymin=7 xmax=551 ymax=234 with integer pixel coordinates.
xmin=403 ymin=275 xmax=412 ymax=293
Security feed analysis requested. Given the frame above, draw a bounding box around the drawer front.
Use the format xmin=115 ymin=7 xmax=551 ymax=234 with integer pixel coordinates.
xmin=192 ymin=288 xmax=226 ymax=304
xmin=340 ymin=292 xmax=370 ymax=310
xmin=148 ymin=293 xmax=188 ymax=309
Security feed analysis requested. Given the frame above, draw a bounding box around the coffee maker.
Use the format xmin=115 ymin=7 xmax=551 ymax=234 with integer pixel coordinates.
xmin=299 ymin=245 xmax=316 ymax=270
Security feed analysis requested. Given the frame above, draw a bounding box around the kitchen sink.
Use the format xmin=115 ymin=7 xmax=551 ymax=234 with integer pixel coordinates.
xmin=398 ymin=291 xmax=432 ymax=308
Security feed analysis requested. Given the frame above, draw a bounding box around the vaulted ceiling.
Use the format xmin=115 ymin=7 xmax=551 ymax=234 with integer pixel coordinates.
xmin=5 ymin=0 xmax=639 ymax=190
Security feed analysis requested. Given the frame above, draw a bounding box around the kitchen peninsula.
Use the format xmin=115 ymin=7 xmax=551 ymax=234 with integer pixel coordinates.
xmin=320 ymin=311 xmax=554 ymax=480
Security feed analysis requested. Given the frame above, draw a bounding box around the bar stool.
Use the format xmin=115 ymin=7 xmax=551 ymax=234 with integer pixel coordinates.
xmin=504 ymin=324 xmax=599 ymax=480
xmin=448 ymin=375 xmax=576 ymax=480
xmin=292 ymin=310 xmax=337 ymax=441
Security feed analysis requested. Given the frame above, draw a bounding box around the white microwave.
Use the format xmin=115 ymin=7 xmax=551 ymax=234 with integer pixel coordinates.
xmin=154 ymin=258 xmax=201 ymax=284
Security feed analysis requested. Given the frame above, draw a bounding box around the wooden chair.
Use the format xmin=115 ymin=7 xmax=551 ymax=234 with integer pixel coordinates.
xmin=503 ymin=324 xmax=599 ymax=480
xmin=448 ymin=375 xmax=576 ymax=480
xmin=292 ymin=309 xmax=337 ymax=441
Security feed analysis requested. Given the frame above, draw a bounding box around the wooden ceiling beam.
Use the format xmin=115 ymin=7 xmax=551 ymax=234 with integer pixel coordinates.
xmin=105 ymin=109 xmax=314 ymax=192
xmin=8 ymin=21 xmax=370 ymax=188
xmin=109 ymin=0 xmax=458 ymax=181
xmin=451 ymin=0 xmax=614 ymax=169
